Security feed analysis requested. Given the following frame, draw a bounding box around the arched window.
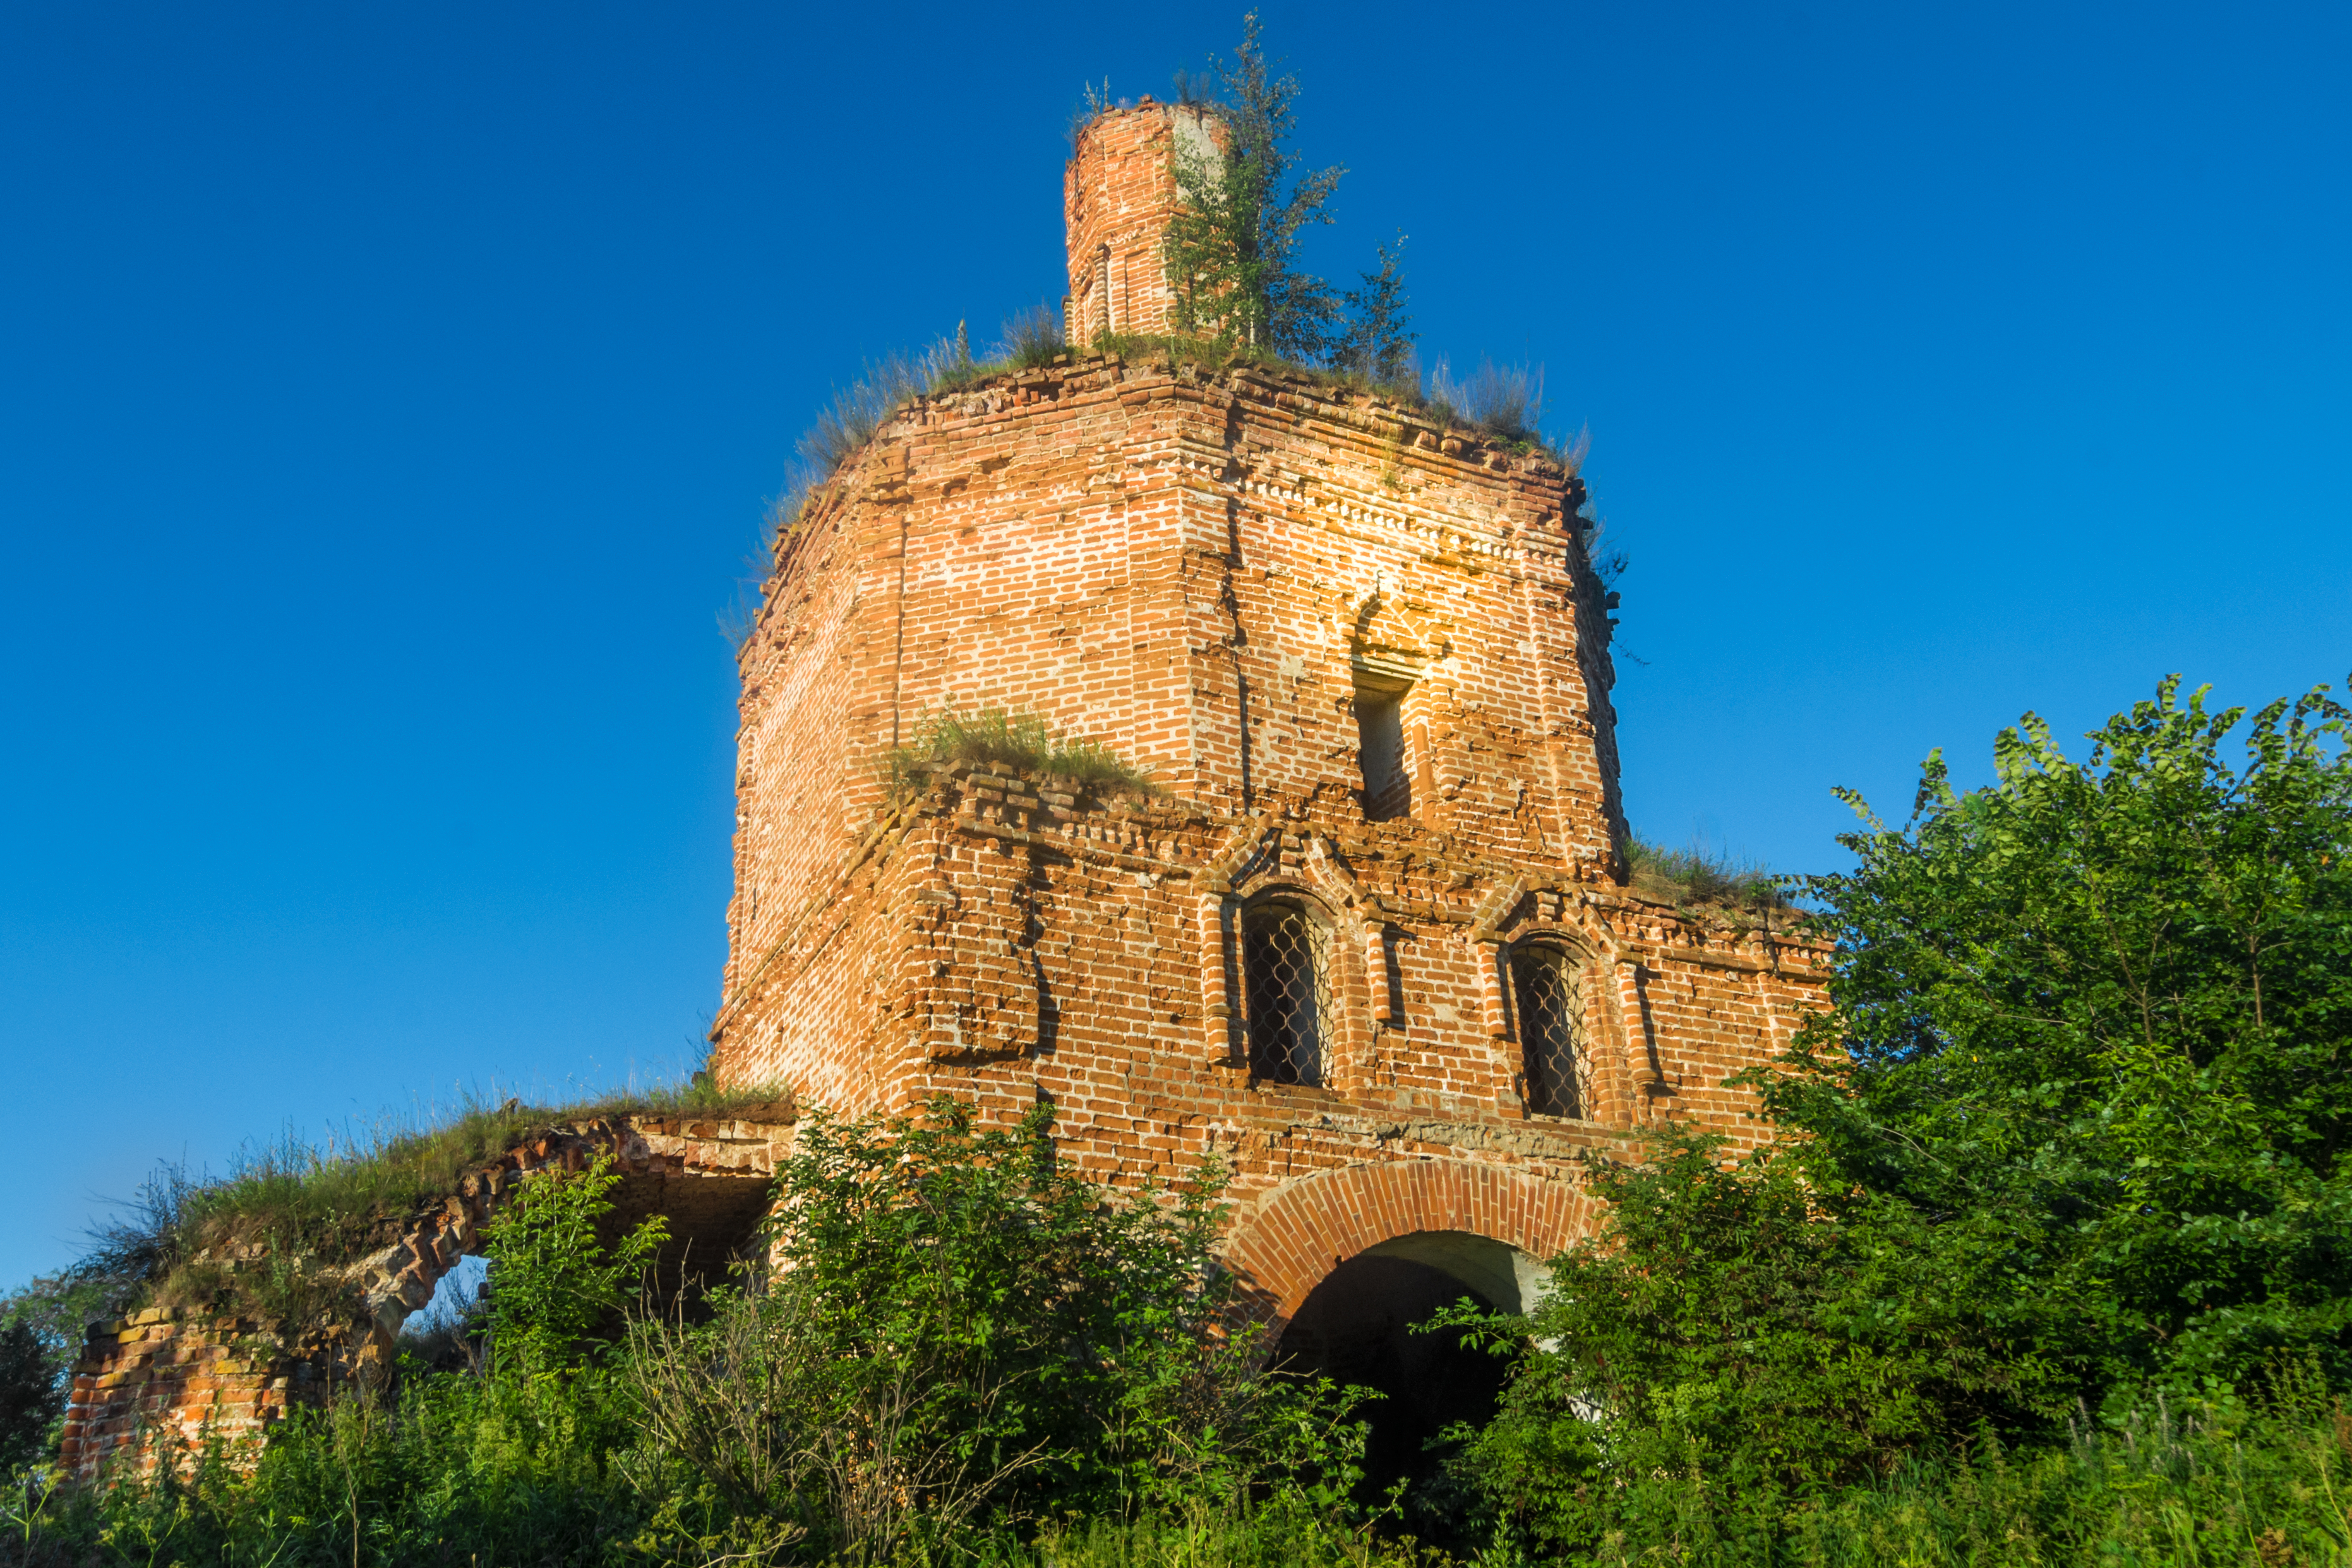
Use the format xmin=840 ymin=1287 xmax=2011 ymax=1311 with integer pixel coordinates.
xmin=1242 ymin=899 xmax=1328 ymax=1086
xmin=1509 ymin=943 xmax=1587 ymax=1118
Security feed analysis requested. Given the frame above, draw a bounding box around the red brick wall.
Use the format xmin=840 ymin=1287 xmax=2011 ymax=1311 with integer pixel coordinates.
xmin=716 ymin=345 xmax=1827 ymax=1320
xmin=1064 ymin=102 xmax=1215 ymax=343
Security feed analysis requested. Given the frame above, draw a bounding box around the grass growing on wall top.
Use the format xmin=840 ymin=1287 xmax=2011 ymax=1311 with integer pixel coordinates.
xmin=1624 ymin=832 xmax=1792 ymax=913
xmin=61 ymin=1077 xmax=793 ymax=1333
xmin=885 ymin=706 xmax=1157 ymax=801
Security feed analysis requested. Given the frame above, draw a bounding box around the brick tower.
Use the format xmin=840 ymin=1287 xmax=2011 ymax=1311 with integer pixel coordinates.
xmin=713 ymin=102 xmax=1825 ymax=1370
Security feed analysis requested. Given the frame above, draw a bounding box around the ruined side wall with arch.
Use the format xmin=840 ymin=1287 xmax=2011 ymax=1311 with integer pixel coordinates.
xmin=56 ymin=1110 xmax=796 ymax=1481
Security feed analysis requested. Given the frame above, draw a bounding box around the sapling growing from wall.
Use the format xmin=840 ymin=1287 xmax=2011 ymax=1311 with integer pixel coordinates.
xmin=1161 ymin=12 xmax=1345 ymax=359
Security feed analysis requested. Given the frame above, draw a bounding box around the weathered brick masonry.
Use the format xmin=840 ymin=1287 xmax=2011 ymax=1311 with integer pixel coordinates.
xmin=60 ymin=1110 xmax=795 ymax=1480
xmin=59 ymin=104 xmax=1827 ymax=1481
xmin=712 ymin=102 xmax=1827 ymax=1324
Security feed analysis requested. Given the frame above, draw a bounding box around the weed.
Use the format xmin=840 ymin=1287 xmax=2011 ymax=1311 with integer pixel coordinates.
xmin=995 ymin=301 xmax=1065 ymax=369
xmin=885 ymin=705 xmax=1155 ymax=801
xmin=1426 ymin=356 xmax=1547 ymax=445
xmin=1624 ymin=833 xmax=1791 ymax=912
xmin=52 ymin=1078 xmax=794 ymax=1338
xmin=800 ymin=347 xmax=956 ymax=476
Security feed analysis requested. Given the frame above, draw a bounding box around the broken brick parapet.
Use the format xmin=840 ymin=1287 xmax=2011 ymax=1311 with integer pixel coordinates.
xmin=57 ymin=1108 xmax=799 ymax=1481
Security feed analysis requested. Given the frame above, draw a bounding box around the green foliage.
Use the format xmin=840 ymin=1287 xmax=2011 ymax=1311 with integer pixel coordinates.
xmin=886 ymin=705 xmax=1157 ymax=800
xmin=628 ymin=1102 xmax=1367 ymax=1561
xmin=0 ymin=1321 xmax=60 ymax=1478
xmin=1443 ymin=676 xmax=2352 ymax=1555
xmin=484 ymin=1153 xmax=668 ymax=1377
xmin=11 ymin=1101 xmax=1371 ymax=1565
xmin=1332 ymin=235 xmax=1415 ymax=390
xmin=1453 ymin=1377 xmax=2352 ymax=1566
xmin=1768 ymin=675 xmax=2352 ymax=1407
xmin=1429 ymin=1130 xmax=2026 ymax=1556
xmin=996 ymin=1494 xmax=1445 ymax=1568
xmin=1 ymin=1271 xmax=135 ymax=1480
xmin=1161 ymin=13 xmax=1345 ymax=359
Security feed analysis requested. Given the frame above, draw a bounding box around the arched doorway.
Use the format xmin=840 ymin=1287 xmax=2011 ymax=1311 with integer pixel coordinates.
xmin=1274 ymin=1230 xmax=1547 ymax=1499
xmin=1220 ymin=1161 xmax=1590 ymax=1508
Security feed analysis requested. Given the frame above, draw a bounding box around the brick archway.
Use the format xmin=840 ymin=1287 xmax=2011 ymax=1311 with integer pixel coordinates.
xmin=1220 ymin=1159 xmax=1597 ymax=1324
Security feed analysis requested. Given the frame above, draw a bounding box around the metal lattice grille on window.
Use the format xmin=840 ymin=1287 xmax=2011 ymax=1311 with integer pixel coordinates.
xmin=1242 ymin=904 xmax=1327 ymax=1086
xmin=1511 ymin=945 xmax=1587 ymax=1118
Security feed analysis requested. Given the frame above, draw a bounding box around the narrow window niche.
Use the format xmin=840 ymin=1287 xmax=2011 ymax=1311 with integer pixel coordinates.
xmin=1242 ymin=901 xmax=1328 ymax=1086
xmin=1355 ymin=679 xmax=1412 ymax=821
xmin=1509 ymin=943 xmax=1588 ymax=1119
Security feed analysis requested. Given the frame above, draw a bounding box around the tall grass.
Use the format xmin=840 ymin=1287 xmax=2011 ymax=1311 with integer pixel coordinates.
xmin=1426 ymin=356 xmax=1547 ymax=445
xmin=1624 ymin=833 xmax=1789 ymax=913
xmin=885 ymin=706 xmax=1155 ymax=800
xmin=1561 ymin=1387 xmax=2352 ymax=1567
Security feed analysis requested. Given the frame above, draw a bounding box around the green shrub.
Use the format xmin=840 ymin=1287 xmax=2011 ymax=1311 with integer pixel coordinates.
xmin=483 ymin=1152 xmax=666 ymax=1377
xmin=1440 ymin=676 xmax=2352 ymax=1557
xmin=11 ymin=1101 xmax=1371 ymax=1567
xmin=1770 ymin=676 xmax=2352 ymax=1408
xmin=626 ymin=1101 xmax=1367 ymax=1562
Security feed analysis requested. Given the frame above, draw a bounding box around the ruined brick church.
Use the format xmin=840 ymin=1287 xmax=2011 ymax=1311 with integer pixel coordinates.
xmin=709 ymin=98 xmax=1825 ymax=1446
xmin=59 ymin=99 xmax=1824 ymax=1484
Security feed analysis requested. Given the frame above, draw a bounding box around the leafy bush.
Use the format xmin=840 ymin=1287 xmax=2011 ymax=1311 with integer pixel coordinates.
xmin=1429 ymin=1128 xmax=2026 ymax=1556
xmin=1440 ymin=676 xmax=2352 ymax=1555
xmin=10 ymin=1102 xmax=1371 ymax=1566
xmin=483 ymin=1153 xmax=666 ymax=1377
xmin=630 ymin=1102 xmax=1366 ymax=1560
xmin=1771 ymin=676 xmax=2352 ymax=1406
xmin=0 ymin=1322 xmax=60 ymax=1479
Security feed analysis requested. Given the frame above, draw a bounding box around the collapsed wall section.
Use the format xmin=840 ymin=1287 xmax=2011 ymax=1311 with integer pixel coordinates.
xmin=57 ymin=1110 xmax=796 ymax=1481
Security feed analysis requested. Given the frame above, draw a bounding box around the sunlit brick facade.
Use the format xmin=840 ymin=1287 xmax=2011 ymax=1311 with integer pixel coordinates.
xmin=711 ymin=104 xmax=1827 ymax=1320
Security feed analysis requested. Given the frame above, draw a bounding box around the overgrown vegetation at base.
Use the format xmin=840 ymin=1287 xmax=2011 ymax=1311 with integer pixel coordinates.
xmin=1424 ymin=675 xmax=2352 ymax=1560
xmin=884 ymin=706 xmax=1158 ymax=801
xmin=3 ymin=1103 xmax=1379 ymax=1568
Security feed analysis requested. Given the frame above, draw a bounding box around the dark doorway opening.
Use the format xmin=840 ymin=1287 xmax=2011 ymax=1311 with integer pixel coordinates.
xmin=1275 ymin=1254 xmax=1508 ymax=1504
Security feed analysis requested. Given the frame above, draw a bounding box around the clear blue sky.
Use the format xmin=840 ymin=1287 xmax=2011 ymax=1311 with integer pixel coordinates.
xmin=3 ymin=1 xmax=2345 ymax=1290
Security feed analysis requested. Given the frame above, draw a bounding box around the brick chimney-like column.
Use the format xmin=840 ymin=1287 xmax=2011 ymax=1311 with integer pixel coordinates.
xmin=1064 ymin=99 xmax=1218 ymax=344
